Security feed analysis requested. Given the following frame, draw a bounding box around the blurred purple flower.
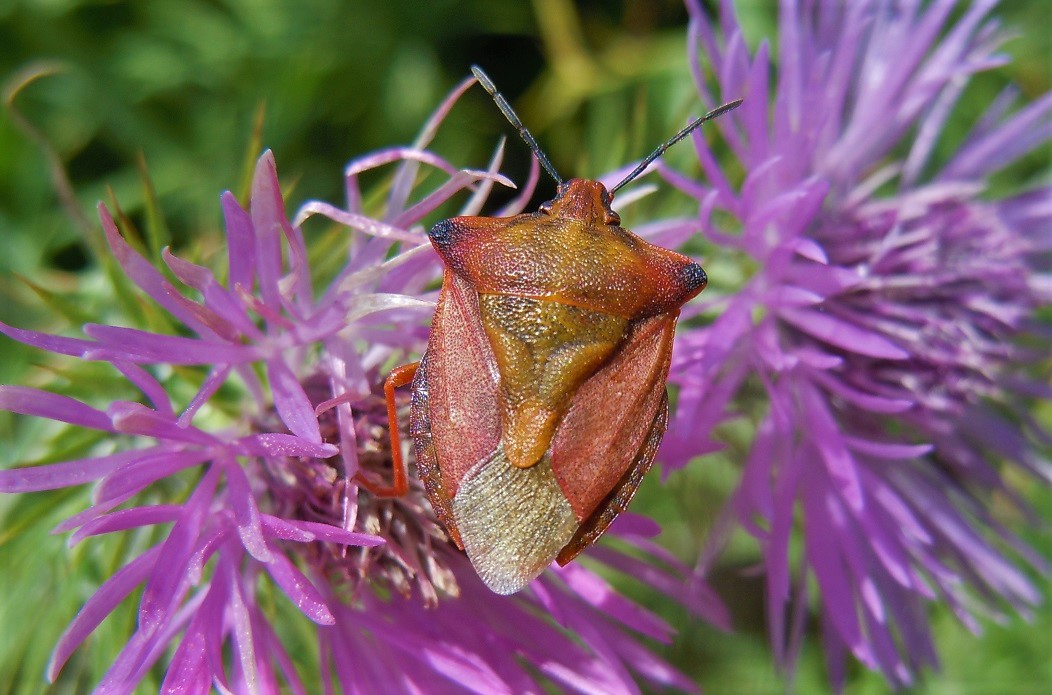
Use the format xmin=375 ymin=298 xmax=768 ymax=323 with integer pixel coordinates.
xmin=661 ymin=0 xmax=1051 ymax=689
xmin=0 ymin=79 xmax=727 ymax=693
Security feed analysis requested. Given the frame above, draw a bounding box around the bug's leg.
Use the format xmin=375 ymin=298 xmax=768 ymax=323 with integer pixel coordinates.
xmin=355 ymin=362 xmax=419 ymax=498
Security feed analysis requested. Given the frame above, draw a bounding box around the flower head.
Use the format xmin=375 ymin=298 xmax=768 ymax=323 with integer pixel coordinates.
xmin=663 ymin=0 xmax=1051 ymax=688
xmin=0 ymin=78 xmax=726 ymax=693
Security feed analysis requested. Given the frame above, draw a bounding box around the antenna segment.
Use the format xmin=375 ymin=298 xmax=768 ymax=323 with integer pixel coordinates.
xmin=471 ymin=66 xmax=563 ymax=186
xmin=610 ymin=99 xmax=743 ymax=194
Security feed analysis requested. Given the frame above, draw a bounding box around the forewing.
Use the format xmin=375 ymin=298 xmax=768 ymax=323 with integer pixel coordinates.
xmin=418 ymin=271 xmax=501 ymax=506
xmin=549 ymin=312 xmax=677 ymax=521
xmin=556 ymin=392 xmax=667 ymax=566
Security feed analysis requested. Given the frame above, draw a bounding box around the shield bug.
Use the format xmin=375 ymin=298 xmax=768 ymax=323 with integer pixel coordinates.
xmin=361 ymin=66 xmax=741 ymax=594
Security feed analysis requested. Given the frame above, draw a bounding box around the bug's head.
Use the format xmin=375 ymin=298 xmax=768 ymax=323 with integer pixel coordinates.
xmin=539 ymin=179 xmax=621 ymax=227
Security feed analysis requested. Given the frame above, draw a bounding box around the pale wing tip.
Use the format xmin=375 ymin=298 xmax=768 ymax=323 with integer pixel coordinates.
xmin=453 ymin=449 xmax=579 ymax=595
xmin=474 ymin=561 xmax=542 ymax=596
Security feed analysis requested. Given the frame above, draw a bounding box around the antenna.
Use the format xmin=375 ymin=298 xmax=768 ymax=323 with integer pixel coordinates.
xmin=610 ymin=99 xmax=743 ymax=194
xmin=471 ymin=65 xmax=563 ymax=187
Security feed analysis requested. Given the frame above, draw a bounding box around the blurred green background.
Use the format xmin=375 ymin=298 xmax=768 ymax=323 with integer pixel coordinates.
xmin=1 ymin=0 xmax=1049 ymax=693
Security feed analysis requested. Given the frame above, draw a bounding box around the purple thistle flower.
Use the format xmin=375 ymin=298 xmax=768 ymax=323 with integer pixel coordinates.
xmin=0 ymin=77 xmax=728 ymax=694
xmin=662 ymin=0 xmax=1051 ymax=689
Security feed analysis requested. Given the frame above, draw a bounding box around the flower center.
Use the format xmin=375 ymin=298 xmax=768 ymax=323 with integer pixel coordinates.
xmin=258 ymin=373 xmax=463 ymax=606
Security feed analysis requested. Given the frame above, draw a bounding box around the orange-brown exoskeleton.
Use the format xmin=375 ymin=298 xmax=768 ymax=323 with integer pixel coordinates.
xmin=363 ymin=66 xmax=741 ymax=594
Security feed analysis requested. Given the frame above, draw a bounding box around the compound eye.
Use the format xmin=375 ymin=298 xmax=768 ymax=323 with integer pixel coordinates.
xmin=598 ymin=186 xmax=620 ymax=225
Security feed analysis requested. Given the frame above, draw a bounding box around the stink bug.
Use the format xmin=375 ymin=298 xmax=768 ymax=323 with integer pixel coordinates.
xmin=362 ymin=66 xmax=741 ymax=594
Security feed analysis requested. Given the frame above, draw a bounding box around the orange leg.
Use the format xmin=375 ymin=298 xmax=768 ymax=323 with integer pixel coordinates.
xmin=355 ymin=361 xmax=419 ymax=498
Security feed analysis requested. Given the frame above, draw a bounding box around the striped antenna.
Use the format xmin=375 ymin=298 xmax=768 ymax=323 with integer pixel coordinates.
xmin=610 ymin=99 xmax=743 ymax=194
xmin=471 ymin=66 xmax=563 ymax=186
